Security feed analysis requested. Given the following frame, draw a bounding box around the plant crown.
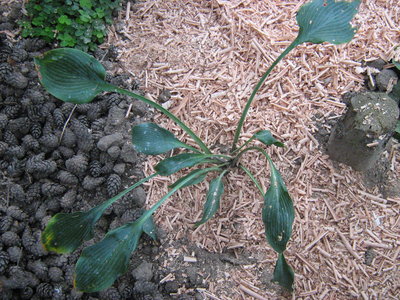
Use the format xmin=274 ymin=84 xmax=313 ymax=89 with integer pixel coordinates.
xmin=35 ymin=0 xmax=360 ymax=293
xmin=20 ymin=0 xmax=121 ymax=51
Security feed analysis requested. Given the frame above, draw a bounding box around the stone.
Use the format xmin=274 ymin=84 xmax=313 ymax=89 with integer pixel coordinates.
xmin=376 ymin=69 xmax=398 ymax=92
xmin=97 ymin=133 xmax=123 ymax=151
xmin=132 ymin=261 xmax=153 ymax=281
xmin=113 ymin=163 xmax=126 ymax=175
xmin=107 ymin=145 xmax=120 ymax=159
xmin=327 ymin=92 xmax=399 ymax=171
xmin=120 ymin=143 xmax=138 ymax=163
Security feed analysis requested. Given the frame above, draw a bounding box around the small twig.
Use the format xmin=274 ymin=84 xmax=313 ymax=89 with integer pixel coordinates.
xmin=59 ymin=104 xmax=77 ymax=145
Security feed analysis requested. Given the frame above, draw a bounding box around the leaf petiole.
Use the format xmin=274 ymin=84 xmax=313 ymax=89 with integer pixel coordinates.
xmin=103 ymin=84 xmax=212 ymax=154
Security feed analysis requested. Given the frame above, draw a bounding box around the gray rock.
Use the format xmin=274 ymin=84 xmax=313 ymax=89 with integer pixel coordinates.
xmin=106 ymin=106 xmax=126 ymax=128
xmin=97 ymin=133 xmax=123 ymax=151
xmin=107 ymin=145 xmax=120 ymax=159
xmin=131 ymin=186 xmax=147 ymax=207
xmin=120 ymin=143 xmax=138 ymax=163
xmin=366 ymin=58 xmax=386 ymax=71
xmin=327 ymin=92 xmax=399 ymax=171
xmin=113 ymin=163 xmax=126 ymax=174
xmin=376 ymin=69 xmax=398 ymax=92
xmin=131 ymin=100 xmax=149 ymax=117
xmin=132 ymin=261 xmax=153 ymax=282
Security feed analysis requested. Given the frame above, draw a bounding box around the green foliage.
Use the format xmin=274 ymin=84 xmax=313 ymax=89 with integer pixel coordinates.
xmin=36 ymin=0 xmax=360 ymax=293
xmin=20 ymin=0 xmax=121 ymax=52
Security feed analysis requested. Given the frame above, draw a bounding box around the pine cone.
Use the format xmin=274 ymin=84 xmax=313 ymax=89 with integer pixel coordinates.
xmin=1 ymin=231 xmax=20 ymax=247
xmin=70 ymin=119 xmax=93 ymax=152
xmin=27 ymin=260 xmax=48 ymax=281
xmin=20 ymin=287 xmax=34 ymax=300
xmin=9 ymin=48 xmax=28 ymax=63
xmin=4 ymin=72 xmax=28 ymax=89
xmin=0 ymin=251 xmax=9 ymax=274
xmin=26 ymin=182 xmax=42 ymax=203
xmin=7 ymin=205 xmax=27 ymax=220
xmin=0 ymin=141 xmax=8 ymax=156
xmin=82 ymin=176 xmax=105 ymax=191
xmin=2 ymin=130 xmax=18 ymax=146
xmin=60 ymin=189 xmax=76 ymax=209
xmin=5 ymin=145 xmax=26 ymax=159
xmin=41 ymin=182 xmax=66 ymax=197
xmin=7 ymin=246 xmax=22 ymax=263
xmin=59 ymin=127 xmax=76 ymax=148
xmin=100 ymin=287 xmax=122 ymax=300
xmin=89 ymin=160 xmax=102 ymax=177
xmin=0 ymin=215 xmax=12 ymax=233
xmin=36 ymin=283 xmax=53 ymax=298
xmin=22 ymin=135 xmax=40 ymax=151
xmin=8 ymin=183 xmax=25 ymax=202
xmin=0 ymin=113 xmax=8 ymax=129
xmin=58 ymin=146 xmax=74 ymax=159
xmin=60 ymin=102 xmax=75 ymax=116
xmin=39 ymin=134 xmax=59 ymax=152
xmin=48 ymin=267 xmax=63 ymax=283
xmin=30 ymin=123 xmax=42 ymax=139
xmin=57 ymin=170 xmax=78 ymax=186
xmin=65 ymin=154 xmax=88 ymax=176
xmin=3 ymin=101 xmax=20 ymax=119
xmin=26 ymin=154 xmax=57 ymax=177
xmin=53 ymin=108 xmax=65 ymax=129
xmin=107 ymin=174 xmax=121 ymax=197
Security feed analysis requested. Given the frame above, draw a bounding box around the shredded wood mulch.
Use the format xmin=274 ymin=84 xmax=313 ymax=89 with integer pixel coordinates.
xmin=108 ymin=1 xmax=399 ymax=299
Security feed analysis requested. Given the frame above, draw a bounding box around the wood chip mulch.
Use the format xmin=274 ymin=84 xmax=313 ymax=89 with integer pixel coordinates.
xmin=108 ymin=1 xmax=399 ymax=299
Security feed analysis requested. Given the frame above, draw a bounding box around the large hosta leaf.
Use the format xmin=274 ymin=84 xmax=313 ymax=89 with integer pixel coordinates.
xmin=262 ymin=161 xmax=294 ymax=253
xmin=254 ymin=130 xmax=284 ymax=147
xmin=296 ymin=0 xmax=360 ymax=45
xmin=195 ymin=171 xmax=226 ymax=227
xmin=273 ymin=253 xmax=294 ymax=291
xmin=155 ymin=153 xmax=214 ymax=176
xmin=75 ymin=217 xmax=148 ymax=292
xmin=132 ymin=123 xmax=192 ymax=155
xmin=34 ymin=48 xmax=108 ymax=104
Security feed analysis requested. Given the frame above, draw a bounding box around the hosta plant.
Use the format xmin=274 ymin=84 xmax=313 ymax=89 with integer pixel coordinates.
xmin=35 ymin=0 xmax=360 ymax=293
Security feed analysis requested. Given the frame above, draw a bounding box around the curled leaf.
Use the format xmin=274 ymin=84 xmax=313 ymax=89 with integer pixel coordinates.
xmin=195 ymin=171 xmax=226 ymax=227
xmin=254 ymin=130 xmax=284 ymax=147
xmin=262 ymin=160 xmax=294 ymax=253
xmin=273 ymin=253 xmax=294 ymax=292
xmin=155 ymin=153 xmax=214 ymax=176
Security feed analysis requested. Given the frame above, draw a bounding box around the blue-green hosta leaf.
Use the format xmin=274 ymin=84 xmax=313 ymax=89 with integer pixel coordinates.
xmin=34 ymin=48 xmax=108 ymax=104
xmin=131 ymin=123 xmax=191 ymax=155
xmin=296 ymin=0 xmax=360 ymax=45
xmin=273 ymin=253 xmax=294 ymax=292
xmin=195 ymin=172 xmax=226 ymax=227
xmin=155 ymin=153 xmax=214 ymax=176
xmin=169 ymin=169 xmax=208 ymax=189
xmin=262 ymin=161 xmax=294 ymax=253
xmin=41 ymin=205 xmax=105 ymax=254
xmin=75 ymin=218 xmax=146 ymax=292
xmin=254 ymin=130 xmax=284 ymax=147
